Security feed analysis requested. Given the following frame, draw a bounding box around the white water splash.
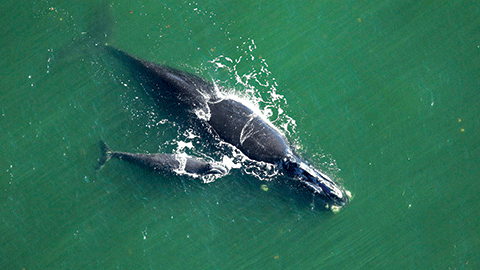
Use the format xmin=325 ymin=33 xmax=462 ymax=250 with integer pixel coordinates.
xmin=207 ymin=38 xmax=297 ymax=137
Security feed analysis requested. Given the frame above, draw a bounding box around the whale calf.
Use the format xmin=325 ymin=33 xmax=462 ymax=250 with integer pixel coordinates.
xmin=97 ymin=141 xmax=227 ymax=177
xmin=105 ymin=46 xmax=349 ymax=207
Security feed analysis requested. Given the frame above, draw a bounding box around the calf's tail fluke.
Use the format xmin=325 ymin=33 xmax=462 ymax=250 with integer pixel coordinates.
xmin=96 ymin=140 xmax=113 ymax=171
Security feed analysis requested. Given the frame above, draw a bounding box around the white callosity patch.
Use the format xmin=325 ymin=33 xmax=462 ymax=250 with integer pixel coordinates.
xmin=169 ymin=153 xmax=227 ymax=183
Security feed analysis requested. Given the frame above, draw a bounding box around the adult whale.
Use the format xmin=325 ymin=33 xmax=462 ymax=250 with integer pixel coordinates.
xmin=104 ymin=46 xmax=349 ymax=207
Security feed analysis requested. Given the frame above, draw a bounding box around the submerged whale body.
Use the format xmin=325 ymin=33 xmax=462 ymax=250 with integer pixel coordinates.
xmin=105 ymin=46 xmax=349 ymax=207
xmin=97 ymin=141 xmax=227 ymax=177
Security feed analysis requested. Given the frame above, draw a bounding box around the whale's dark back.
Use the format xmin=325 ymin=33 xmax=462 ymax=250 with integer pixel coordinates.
xmin=105 ymin=46 xmax=213 ymax=112
xmin=208 ymin=99 xmax=291 ymax=164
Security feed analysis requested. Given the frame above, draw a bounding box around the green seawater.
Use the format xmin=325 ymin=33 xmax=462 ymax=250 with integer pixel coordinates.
xmin=1 ymin=0 xmax=479 ymax=269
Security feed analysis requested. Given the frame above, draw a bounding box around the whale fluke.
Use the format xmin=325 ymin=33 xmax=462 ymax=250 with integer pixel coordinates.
xmin=96 ymin=140 xmax=113 ymax=171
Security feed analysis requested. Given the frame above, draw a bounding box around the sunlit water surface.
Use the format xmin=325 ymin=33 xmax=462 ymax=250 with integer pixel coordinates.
xmin=1 ymin=0 xmax=479 ymax=269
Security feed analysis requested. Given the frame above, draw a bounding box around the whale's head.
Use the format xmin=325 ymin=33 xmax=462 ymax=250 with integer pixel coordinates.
xmin=281 ymin=155 xmax=349 ymax=207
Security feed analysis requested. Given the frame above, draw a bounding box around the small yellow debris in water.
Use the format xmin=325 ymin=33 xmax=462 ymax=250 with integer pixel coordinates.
xmin=260 ymin=184 xmax=268 ymax=192
xmin=274 ymin=255 xmax=279 ymax=260
xmin=331 ymin=205 xmax=341 ymax=213
xmin=460 ymin=128 xmax=465 ymax=132
xmin=458 ymin=118 xmax=462 ymax=122
xmin=357 ymin=18 xmax=362 ymax=23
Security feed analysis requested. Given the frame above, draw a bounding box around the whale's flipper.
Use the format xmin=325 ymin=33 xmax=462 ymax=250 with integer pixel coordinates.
xmin=96 ymin=140 xmax=113 ymax=171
